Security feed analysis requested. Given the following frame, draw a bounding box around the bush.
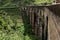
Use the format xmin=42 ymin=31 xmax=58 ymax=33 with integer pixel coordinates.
xmin=0 ymin=10 xmax=24 ymax=40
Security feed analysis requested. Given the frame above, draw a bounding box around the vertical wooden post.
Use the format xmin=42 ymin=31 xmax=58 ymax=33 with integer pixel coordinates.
xmin=29 ymin=8 xmax=32 ymax=24
xmin=34 ymin=8 xmax=38 ymax=35
xmin=43 ymin=8 xmax=48 ymax=40
xmin=31 ymin=8 xmax=35 ymax=28
xmin=38 ymin=9 xmax=43 ymax=40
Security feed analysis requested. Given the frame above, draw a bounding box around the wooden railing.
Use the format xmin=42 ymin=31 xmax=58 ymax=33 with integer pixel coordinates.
xmin=21 ymin=6 xmax=49 ymax=40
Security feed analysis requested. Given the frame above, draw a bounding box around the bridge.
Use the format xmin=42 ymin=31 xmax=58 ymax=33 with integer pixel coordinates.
xmin=21 ymin=4 xmax=60 ymax=40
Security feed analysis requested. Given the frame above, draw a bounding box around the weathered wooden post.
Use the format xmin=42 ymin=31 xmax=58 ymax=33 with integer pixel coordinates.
xmin=29 ymin=8 xmax=32 ymax=24
xmin=43 ymin=7 xmax=48 ymax=40
xmin=39 ymin=8 xmax=43 ymax=40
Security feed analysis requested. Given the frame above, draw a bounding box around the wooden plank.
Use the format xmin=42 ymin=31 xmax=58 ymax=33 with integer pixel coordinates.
xmin=48 ymin=8 xmax=60 ymax=40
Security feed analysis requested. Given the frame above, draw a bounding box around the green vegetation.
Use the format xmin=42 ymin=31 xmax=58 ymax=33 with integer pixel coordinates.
xmin=34 ymin=0 xmax=53 ymax=5
xmin=0 ymin=0 xmax=53 ymax=7
xmin=0 ymin=0 xmax=53 ymax=40
xmin=0 ymin=9 xmax=39 ymax=40
xmin=0 ymin=10 xmax=24 ymax=40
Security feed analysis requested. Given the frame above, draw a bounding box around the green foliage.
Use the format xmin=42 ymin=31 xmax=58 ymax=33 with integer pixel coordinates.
xmin=0 ymin=0 xmax=52 ymax=40
xmin=0 ymin=10 xmax=24 ymax=40
xmin=25 ymin=34 xmax=40 ymax=40
xmin=33 ymin=0 xmax=53 ymax=5
xmin=0 ymin=9 xmax=39 ymax=40
xmin=0 ymin=0 xmax=53 ymax=7
xmin=0 ymin=0 xmax=35 ymax=7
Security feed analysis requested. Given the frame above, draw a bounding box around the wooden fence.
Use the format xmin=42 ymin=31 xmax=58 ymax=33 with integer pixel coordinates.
xmin=21 ymin=4 xmax=60 ymax=40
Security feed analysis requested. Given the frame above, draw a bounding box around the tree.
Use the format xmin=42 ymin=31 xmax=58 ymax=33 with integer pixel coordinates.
xmin=33 ymin=0 xmax=53 ymax=5
xmin=0 ymin=0 xmax=35 ymax=7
